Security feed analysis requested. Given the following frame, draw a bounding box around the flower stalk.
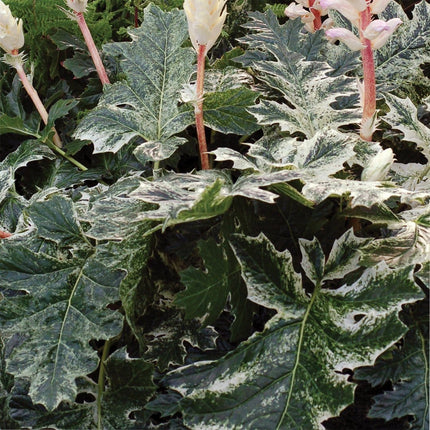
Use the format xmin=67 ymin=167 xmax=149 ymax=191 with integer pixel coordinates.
xmin=66 ymin=0 xmax=110 ymax=85
xmin=13 ymin=56 xmax=62 ymax=148
xmin=195 ymin=44 xmax=209 ymax=169
xmin=183 ymin=0 xmax=227 ymax=170
xmin=321 ymin=0 xmax=402 ymax=141
xmin=74 ymin=11 xmax=110 ymax=85
xmin=359 ymin=7 xmax=376 ymax=141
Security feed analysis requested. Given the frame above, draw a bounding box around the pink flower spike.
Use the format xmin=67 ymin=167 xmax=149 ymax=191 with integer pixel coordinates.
xmin=369 ymin=0 xmax=392 ymax=15
xmin=364 ymin=18 xmax=402 ymax=49
xmin=326 ymin=27 xmax=364 ymax=51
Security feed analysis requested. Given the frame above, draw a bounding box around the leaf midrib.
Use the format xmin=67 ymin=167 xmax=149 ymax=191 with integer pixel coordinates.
xmin=276 ymin=284 xmax=320 ymax=429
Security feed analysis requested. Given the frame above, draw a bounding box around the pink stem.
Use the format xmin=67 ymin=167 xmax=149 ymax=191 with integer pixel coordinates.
xmin=75 ymin=12 xmax=110 ymax=85
xmin=14 ymin=59 xmax=62 ymax=148
xmin=359 ymin=7 xmax=376 ymax=141
xmin=195 ymin=44 xmax=210 ymax=170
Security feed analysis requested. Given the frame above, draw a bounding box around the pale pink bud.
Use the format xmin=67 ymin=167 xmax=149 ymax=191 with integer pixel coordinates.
xmin=285 ymin=3 xmax=309 ymax=19
xmin=363 ymin=18 xmax=402 ymax=49
xmin=66 ymin=0 xmax=88 ymax=13
xmin=326 ymin=27 xmax=364 ymax=51
xmin=369 ymin=0 xmax=392 ymax=15
xmin=320 ymin=0 xmax=367 ymax=26
xmin=361 ymin=148 xmax=394 ymax=181
xmin=0 ymin=0 xmax=24 ymax=54
xmin=184 ymin=0 xmax=227 ymax=56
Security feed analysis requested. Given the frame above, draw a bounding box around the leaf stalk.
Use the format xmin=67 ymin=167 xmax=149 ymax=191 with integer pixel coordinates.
xmin=97 ymin=338 xmax=111 ymax=430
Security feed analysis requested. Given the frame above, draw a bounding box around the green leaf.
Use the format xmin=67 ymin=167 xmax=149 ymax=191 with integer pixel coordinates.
xmin=47 ymin=99 xmax=79 ymax=128
xmin=375 ymin=0 xmax=430 ymax=92
xmin=176 ymin=238 xmax=239 ymax=326
xmin=236 ymin=11 xmax=360 ymax=138
xmin=27 ymin=195 xmax=85 ymax=245
xmin=383 ymin=93 xmax=430 ymax=160
xmin=74 ymin=5 xmax=194 ymax=157
xmin=0 ymin=115 xmax=39 ymax=137
xmin=0 ymin=196 xmax=125 ymax=412
xmin=203 ymin=87 xmax=259 ymax=135
xmin=101 ymin=348 xmax=156 ymax=430
xmin=355 ymin=303 xmax=429 ymax=430
xmin=164 ymin=234 xmax=424 ymax=429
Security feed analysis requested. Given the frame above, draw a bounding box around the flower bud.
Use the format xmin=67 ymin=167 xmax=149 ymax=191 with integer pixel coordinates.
xmin=325 ymin=28 xmax=364 ymax=51
xmin=361 ymin=148 xmax=394 ymax=181
xmin=363 ymin=18 xmax=402 ymax=49
xmin=66 ymin=0 xmax=88 ymax=14
xmin=183 ymin=0 xmax=227 ymax=56
xmin=0 ymin=0 xmax=24 ymax=54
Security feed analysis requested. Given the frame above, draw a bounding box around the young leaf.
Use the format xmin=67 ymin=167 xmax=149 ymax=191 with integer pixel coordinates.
xmin=175 ymin=238 xmax=234 ymax=326
xmin=163 ymin=234 xmax=424 ymax=429
xmin=236 ymin=11 xmax=360 ymax=138
xmin=74 ymin=5 xmax=194 ymax=158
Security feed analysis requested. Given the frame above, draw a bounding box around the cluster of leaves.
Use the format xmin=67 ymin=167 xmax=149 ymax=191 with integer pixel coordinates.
xmin=0 ymin=0 xmax=429 ymax=429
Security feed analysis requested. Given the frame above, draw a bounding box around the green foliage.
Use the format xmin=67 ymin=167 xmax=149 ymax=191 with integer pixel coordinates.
xmin=163 ymin=232 xmax=424 ymax=429
xmin=0 ymin=3 xmax=428 ymax=429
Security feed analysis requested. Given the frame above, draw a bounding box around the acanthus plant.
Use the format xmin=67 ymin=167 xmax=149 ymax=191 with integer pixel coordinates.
xmin=0 ymin=1 xmax=428 ymax=430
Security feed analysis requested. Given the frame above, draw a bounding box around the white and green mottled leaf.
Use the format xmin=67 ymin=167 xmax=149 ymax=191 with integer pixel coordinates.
xmin=101 ymin=348 xmax=156 ymax=430
xmin=164 ymin=234 xmax=424 ymax=429
xmin=236 ymin=11 xmax=360 ymax=138
xmin=355 ymin=304 xmax=429 ymax=430
xmin=0 ymin=240 xmax=124 ymax=410
xmin=74 ymin=5 xmax=194 ymax=157
xmin=0 ymin=140 xmax=55 ymax=206
xmin=383 ymin=93 xmax=430 ymax=160
xmin=375 ymin=0 xmax=430 ymax=91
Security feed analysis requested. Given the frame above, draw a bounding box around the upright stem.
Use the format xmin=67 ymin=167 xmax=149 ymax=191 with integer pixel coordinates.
xmin=359 ymin=7 xmax=376 ymax=141
xmin=97 ymin=339 xmax=111 ymax=430
xmin=195 ymin=44 xmax=210 ymax=170
xmin=75 ymin=12 xmax=110 ymax=85
xmin=309 ymin=0 xmax=322 ymax=30
xmin=14 ymin=62 xmax=62 ymax=148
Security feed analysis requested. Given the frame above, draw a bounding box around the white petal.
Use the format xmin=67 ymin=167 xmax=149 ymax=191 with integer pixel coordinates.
xmin=285 ymin=3 xmax=308 ymax=19
xmin=0 ymin=1 xmax=24 ymax=53
xmin=367 ymin=18 xmax=402 ymax=49
xmin=325 ymin=27 xmax=364 ymax=51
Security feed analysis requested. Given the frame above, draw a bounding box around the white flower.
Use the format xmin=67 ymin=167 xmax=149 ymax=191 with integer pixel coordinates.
xmin=66 ymin=0 xmax=88 ymax=14
xmin=285 ymin=3 xmax=310 ymax=19
xmin=363 ymin=18 xmax=402 ymax=49
xmin=0 ymin=0 xmax=24 ymax=54
xmin=183 ymin=0 xmax=227 ymax=55
xmin=361 ymin=148 xmax=395 ymax=181
xmin=325 ymin=27 xmax=364 ymax=51
xmin=319 ymin=0 xmax=367 ymax=26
